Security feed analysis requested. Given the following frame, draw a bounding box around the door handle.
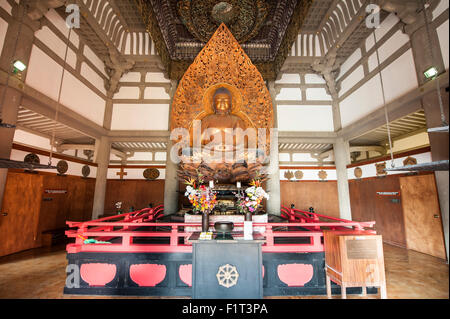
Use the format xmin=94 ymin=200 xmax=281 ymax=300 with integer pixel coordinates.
xmin=1 ymin=212 xmax=7 ymax=216
xmin=434 ymin=214 xmax=440 ymax=218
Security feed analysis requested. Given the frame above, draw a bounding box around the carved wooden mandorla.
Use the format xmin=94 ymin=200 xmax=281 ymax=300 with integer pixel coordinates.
xmin=171 ymin=24 xmax=274 ymax=183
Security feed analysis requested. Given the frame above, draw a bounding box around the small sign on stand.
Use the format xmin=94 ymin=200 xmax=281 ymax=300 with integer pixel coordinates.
xmin=244 ymin=221 xmax=253 ymax=240
xmin=199 ymin=232 xmax=213 ymax=240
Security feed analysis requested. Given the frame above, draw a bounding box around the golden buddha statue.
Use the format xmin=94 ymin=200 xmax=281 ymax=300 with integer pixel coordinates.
xmin=200 ymin=87 xmax=250 ymax=152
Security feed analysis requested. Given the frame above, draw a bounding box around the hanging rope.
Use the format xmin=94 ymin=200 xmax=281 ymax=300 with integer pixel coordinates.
xmin=372 ymin=31 xmax=395 ymax=168
xmin=48 ymin=26 xmax=73 ymax=166
xmin=0 ymin=3 xmax=26 ymax=127
xmin=421 ymin=0 xmax=448 ymax=127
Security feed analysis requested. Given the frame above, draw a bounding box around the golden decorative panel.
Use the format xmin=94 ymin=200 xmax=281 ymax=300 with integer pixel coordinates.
xmin=170 ymin=23 xmax=274 ymax=143
xmin=403 ymin=156 xmax=417 ymax=166
xmin=375 ymin=162 xmax=387 ymax=176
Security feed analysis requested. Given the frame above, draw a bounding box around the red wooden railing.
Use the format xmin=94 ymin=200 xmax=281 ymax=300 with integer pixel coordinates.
xmin=65 ymin=205 xmax=375 ymax=255
xmin=280 ymin=205 xmax=375 ymax=231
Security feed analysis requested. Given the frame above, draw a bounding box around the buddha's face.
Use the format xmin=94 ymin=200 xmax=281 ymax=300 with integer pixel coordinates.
xmin=213 ymin=93 xmax=231 ymax=114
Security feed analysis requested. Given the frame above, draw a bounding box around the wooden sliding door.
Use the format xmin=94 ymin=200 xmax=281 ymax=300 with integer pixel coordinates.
xmin=400 ymin=174 xmax=446 ymax=260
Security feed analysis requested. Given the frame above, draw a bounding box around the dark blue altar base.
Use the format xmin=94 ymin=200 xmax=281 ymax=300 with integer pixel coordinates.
xmin=64 ymin=252 xmax=378 ymax=297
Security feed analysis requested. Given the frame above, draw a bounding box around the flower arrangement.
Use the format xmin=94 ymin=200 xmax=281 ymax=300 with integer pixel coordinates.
xmin=115 ymin=201 xmax=123 ymax=215
xmin=235 ymin=179 xmax=269 ymax=214
xmin=184 ymin=177 xmax=217 ymax=214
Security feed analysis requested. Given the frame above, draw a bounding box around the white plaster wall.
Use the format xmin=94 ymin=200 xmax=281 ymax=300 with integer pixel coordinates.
xmin=380 ymin=49 xmax=418 ymax=104
xmin=433 ymin=0 xmax=449 ymax=20
xmin=144 ymin=87 xmax=170 ymax=99
xmin=83 ymin=44 xmax=107 ymax=77
xmin=9 ymin=149 xmax=97 ymax=177
xmin=437 ymin=19 xmax=449 ymax=70
xmin=368 ymin=29 xmax=410 ymax=71
xmin=146 ymin=72 xmax=170 ymax=82
xmin=339 ymin=65 xmax=364 ymax=97
xmin=347 ymin=152 xmax=432 ymax=180
xmin=107 ymin=167 xmax=165 ymax=180
xmin=306 ymin=88 xmax=332 ymax=101
xmin=26 ymin=45 xmax=64 ymax=101
xmin=337 ymin=48 xmax=361 ymax=80
xmin=0 ymin=16 xmax=8 ymax=56
xmin=114 ymin=86 xmax=140 ymax=99
xmin=279 ymin=153 xmax=290 ymax=162
xmin=276 ymin=88 xmax=302 ymax=100
xmin=280 ymin=168 xmax=337 ymax=181
xmin=42 ymin=9 xmax=80 ymax=48
xmin=60 ymin=71 xmax=106 ymax=126
xmin=35 ymin=26 xmax=77 ymax=68
xmin=291 ymin=153 xmax=318 ymax=162
xmin=13 ymin=129 xmax=51 ymax=150
xmin=154 ymin=152 xmax=167 ymax=161
xmin=304 ymin=73 xmax=325 ymax=84
xmin=275 ymin=73 xmax=301 ymax=84
xmin=339 ymin=75 xmax=384 ymax=127
xmin=127 ymin=152 xmax=153 ymax=161
xmin=81 ymin=62 xmax=106 ymax=94
xmin=111 ymin=104 xmax=169 ymax=130
xmin=120 ymin=72 xmax=142 ymax=82
xmin=366 ymin=13 xmax=400 ymax=51
xmin=277 ymin=105 xmax=334 ymax=131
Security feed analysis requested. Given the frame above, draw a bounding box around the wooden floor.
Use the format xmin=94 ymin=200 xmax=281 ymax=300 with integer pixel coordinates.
xmin=0 ymin=243 xmax=447 ymax=299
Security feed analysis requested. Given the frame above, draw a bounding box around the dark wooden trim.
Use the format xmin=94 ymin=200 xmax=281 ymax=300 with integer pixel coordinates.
xmin=349 ymin=171 xmax=434 ymax=182
xmin=7 ymin=168 xmax=96 ymax=179
xmin=347 ymin=146 xmax=431 ymax=169
xmin=279 ymin=166 xmax=336 ymax=170
xmin=108 ymin=165 xmax=166 ymax=169
xmin=280 ymin=180 xmax=337 ymax=183
xmin=12 ymin=143 xmax=98 ymax=167
xmin=106 ymin=178 xmax=164 ymax=181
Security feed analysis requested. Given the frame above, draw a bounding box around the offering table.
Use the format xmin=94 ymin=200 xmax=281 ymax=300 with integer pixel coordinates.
xmin=189 ymin=232 xmax=265 ymax=299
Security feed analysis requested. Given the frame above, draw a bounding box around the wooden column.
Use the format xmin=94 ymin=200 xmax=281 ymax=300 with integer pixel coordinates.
xmin=405 ymin=9 xmax=449 ymax=261
xmin=266 ymin=81 xmax=281 ymax=215
xmin=91 ymin=136 xmax=111 ymax=220
xmin=334 ymin=138 xmax=352 ymax=220
xmin=163 ymin=80 xmax=179 ymax=215
xmin=0 ymin=4 xmax=38 ymax=210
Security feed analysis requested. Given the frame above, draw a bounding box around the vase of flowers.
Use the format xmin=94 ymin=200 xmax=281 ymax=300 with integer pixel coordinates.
xmin=235 ymin=179 xmax=269 ymax=221
xmin=184 ymin=176 xmax=217 ymax=232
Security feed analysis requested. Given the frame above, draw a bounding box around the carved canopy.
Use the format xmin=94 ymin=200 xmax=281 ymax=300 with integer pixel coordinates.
xmin=170 ymin=23 xmax=274 ymax=146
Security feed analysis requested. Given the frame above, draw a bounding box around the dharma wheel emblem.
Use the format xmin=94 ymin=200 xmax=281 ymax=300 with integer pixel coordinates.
xmin=216 ymin=264 xmax=239 ymax=288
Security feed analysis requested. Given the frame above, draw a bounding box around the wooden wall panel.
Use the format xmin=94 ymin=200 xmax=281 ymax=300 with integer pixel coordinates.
xmin=39 ymin=175 xmax=70 ymax=232
xmin=0 ymin=172 xmax=43 ymax=257
xmin=349 ymin=174 xmax=435 ymax=248
xmin=280 ymin=181 xmax=340 ymax=218
xmin=104 ymin=180 xmax=165 ymax=215
xmin=82 ymin=179 xmax=96 ymax=221
xmin=0 ymin=170 xmax=95 ymax=256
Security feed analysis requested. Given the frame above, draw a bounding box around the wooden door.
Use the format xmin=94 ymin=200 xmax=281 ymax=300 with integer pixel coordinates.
xmin=0 ymin=172 xmax=43 ymax=257
xmin=400 ymin=174 xmax=447 ymax=259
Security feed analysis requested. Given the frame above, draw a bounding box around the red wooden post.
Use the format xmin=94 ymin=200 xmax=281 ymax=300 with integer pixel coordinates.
xmin=122 ymin=234 xmax=132 ymax=248
xmin=170 ymin=225 xmax=178 ymax=246
xmin=311 ymin=233 xmax=323 ymax=251
xmin=266 ymin=225 xmax=274 ymax=247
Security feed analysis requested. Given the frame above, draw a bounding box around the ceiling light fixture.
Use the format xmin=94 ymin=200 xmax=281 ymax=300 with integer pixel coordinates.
xmin=424 ymin=66 xmax=438 ymax=79
xmin=12 ymin=60 xmax=27 ymax=72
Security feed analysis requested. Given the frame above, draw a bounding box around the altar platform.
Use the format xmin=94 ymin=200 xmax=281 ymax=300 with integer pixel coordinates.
xmin=63 ymin=205 xmax=379 ymax=297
